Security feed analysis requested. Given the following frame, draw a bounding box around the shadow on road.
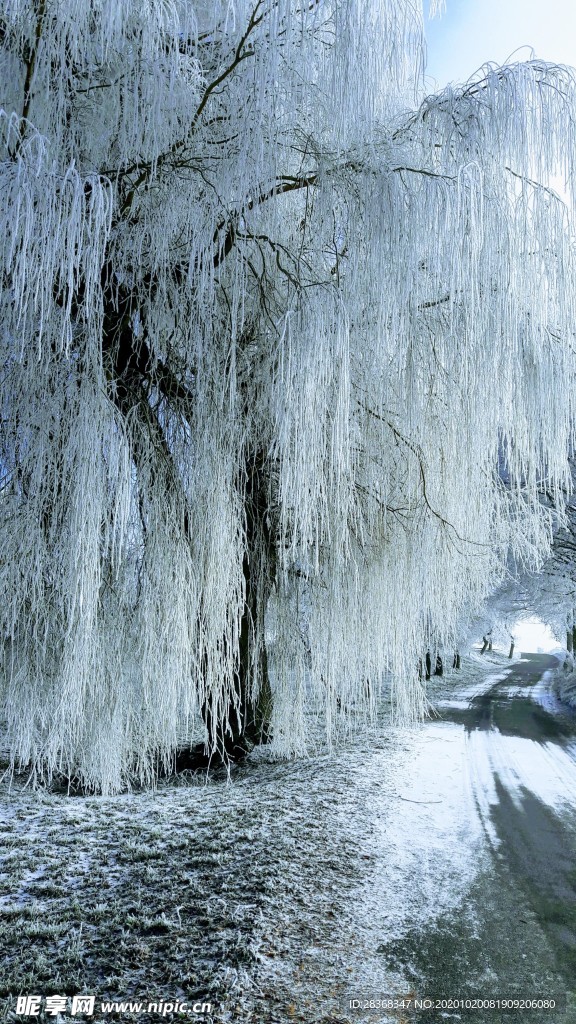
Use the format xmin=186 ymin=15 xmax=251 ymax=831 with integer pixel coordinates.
xmin=490 ymin=778 xmax=576 ymax=981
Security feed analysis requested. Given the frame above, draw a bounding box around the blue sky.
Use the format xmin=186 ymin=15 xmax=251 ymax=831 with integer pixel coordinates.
xmin=424 ymin=0 xmax=576 ymax=90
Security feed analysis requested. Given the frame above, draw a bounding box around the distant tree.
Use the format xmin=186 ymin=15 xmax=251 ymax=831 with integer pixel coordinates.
xmin=1 ymin=1 xmax=576 ymax=791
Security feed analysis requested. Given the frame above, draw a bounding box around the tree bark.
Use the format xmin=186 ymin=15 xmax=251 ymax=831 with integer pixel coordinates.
xmin=207 ymin=450 xmax=275 ymax=761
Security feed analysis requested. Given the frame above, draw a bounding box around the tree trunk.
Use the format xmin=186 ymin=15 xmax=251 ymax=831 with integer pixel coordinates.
xmin=200 ymin=450 xmax=275 ymax=763
xmin=239 ymin=452 xmax=275 ymax=747
xmin=508 ymin=641 xmax=514 ymax=659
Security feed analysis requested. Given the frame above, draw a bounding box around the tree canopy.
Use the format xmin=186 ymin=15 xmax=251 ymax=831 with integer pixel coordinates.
xmin=1 ymin=0 xmax=576 ymax=791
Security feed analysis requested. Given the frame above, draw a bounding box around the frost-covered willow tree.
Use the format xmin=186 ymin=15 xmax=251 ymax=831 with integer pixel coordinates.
xmin=2 ymin=0 xmax=576 ymax=791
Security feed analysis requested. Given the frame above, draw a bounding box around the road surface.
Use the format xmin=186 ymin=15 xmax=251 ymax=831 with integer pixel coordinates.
xmin=371 ymin=654 xmax=576 ymax=1023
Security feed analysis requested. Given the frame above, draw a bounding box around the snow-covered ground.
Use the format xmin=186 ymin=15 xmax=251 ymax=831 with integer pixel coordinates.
xmin=1 ymin=650 xmax=575 ymax=1024
xmin=553 ymin=665 xmax=576 ymax=711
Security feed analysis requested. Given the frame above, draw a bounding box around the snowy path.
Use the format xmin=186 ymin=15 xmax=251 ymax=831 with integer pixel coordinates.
xmin=1 ymin=656 xmax=575 ymax=1023
xmin=399 ymin=655 xmax=576 ymax=1021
